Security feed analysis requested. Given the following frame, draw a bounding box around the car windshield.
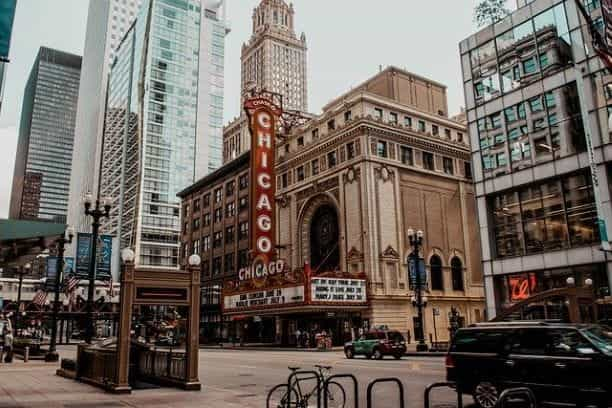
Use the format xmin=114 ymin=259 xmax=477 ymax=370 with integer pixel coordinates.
xmin=388 ymin=331 xmax=404 ymax=342
xmin=582 ymin=326 xmax=612 ymax=356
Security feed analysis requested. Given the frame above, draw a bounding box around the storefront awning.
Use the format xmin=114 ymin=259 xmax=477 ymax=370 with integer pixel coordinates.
xmin=223 ymin=304 xmax=368 ymax=317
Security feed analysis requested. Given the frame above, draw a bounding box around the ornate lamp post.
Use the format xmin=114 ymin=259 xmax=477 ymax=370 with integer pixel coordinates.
xmin=407 ymin=228 xmax=428 ymax=352
xmin=83 ymin=192 xmax=111 ymax=344
xmin=45 ymin=227 xmax=74 ymax=361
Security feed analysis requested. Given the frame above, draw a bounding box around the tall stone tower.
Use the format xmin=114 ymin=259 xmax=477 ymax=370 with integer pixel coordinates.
xmin=240 ymin=0 xmax=308 ymax=112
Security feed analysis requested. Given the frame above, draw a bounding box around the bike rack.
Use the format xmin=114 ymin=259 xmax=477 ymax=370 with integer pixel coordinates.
xmin=424 ymin=382 xmax=463 ymax=408
xmin=323 ymin=373 xmax=359 ymax=408
xmin=286 ymin=370 xmax=323 ymax=408
xmin=366 ymin=377 xmax=405 ymax=408
xmin=496 ymin=387 xmax=537 ymax=408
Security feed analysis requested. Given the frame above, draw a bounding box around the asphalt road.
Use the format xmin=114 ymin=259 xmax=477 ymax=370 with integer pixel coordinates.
xmin=200 ymin=349 xmax=462 ymax=407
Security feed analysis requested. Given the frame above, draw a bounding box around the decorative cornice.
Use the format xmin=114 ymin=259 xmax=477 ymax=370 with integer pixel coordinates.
xmin=380 ymin=245 xmax=400 ymax=260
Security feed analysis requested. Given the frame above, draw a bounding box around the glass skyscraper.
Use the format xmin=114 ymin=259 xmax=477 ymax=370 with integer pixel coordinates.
xmin=100 ymin=0 xmax=228 ymax=269
xmin=9 ymin=47 xmax=82 ymax=223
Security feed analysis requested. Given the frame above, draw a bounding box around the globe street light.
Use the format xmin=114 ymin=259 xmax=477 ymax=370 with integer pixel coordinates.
xmin=46 ymin=226 xmax=74 ymax=362
xmin=407 ymin=228 xmax=428 ymax=352
xmin=83 ymin=193 xmax=111 ymax=344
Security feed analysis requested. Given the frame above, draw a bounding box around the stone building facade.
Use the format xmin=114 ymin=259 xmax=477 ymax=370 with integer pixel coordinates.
xmin=275 ymin=67 xmax=485 ymax=341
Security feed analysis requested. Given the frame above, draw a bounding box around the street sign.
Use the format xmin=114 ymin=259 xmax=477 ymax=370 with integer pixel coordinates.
xmin=408 ymin=257 xmax=427 ymax=288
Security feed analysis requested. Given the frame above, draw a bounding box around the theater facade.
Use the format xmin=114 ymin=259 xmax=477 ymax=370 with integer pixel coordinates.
xmin=179 ymin=68 xmax=486 ymax=346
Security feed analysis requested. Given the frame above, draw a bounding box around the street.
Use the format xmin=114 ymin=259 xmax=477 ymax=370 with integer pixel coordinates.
xmin=0 ymin=347 xmax=461 ymax=408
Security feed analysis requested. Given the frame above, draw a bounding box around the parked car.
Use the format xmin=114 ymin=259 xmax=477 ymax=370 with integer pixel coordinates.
xmin=344 ymin=329 xmax=406 ymax=359
xmin=446 ymin=321 xmax=612 ymax=408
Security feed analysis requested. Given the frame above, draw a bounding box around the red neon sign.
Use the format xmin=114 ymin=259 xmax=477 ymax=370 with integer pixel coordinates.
xmin=244 ymin=97 xmax=282 ymax=266
xmin=509 ymin=274 xmax=537 ymax=301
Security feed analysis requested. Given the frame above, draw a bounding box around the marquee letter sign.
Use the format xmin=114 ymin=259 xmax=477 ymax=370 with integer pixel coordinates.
xmin=244 ymin=96 xmax=282 ymax=267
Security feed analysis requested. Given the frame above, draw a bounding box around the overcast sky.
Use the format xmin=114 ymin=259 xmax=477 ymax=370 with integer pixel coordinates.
xmin=0 ymin=0 xmax=491 ymax=218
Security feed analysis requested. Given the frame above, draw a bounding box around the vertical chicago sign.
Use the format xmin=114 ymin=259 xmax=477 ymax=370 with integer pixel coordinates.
xmin=244 ymin=96 xmax=282 ymax=268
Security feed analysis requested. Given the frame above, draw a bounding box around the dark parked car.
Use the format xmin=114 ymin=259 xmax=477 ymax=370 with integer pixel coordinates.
xmin=344 ymin=329 xmax=406 ymax=359
xmin=446 ymin=322 xmax=612 ymax=408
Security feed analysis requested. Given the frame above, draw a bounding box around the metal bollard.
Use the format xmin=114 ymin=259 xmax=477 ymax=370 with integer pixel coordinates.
xmin=24 ymin=346 xmax=29 ymax=363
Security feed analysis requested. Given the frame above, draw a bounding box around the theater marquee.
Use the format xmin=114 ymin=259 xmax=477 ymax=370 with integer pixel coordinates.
xmin=244 ymin=96 xmax=282 ymax=266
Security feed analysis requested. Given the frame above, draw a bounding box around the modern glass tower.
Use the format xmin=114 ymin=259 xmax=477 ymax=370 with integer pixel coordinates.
xmin=9 ymin=47 xmax=82 ymax=223
xmin=100 ymin=0 xmax=228 ymax=269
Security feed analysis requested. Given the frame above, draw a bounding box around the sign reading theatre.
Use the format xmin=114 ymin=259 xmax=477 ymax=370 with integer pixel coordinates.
xmin=244 ymin=96 xmax=282 ymax=267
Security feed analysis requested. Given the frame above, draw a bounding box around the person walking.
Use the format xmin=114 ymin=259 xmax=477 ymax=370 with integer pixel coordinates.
xmin=4 ymin=329 xmax=14 ymax=363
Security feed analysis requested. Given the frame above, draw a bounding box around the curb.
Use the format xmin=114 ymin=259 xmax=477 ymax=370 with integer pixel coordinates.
xmin=199 ymin=346 xmax=446 ymax=357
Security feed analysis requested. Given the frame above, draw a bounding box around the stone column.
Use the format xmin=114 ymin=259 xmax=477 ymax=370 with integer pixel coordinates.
xmin=185 ymin=265 xmax=202 ymax=390
xmin=113 ymin=259 xmax=134 ymax=393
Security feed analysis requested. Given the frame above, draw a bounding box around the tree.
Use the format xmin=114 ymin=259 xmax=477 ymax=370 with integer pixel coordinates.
xmin=474 ymin=0 xmax=510 ymax=28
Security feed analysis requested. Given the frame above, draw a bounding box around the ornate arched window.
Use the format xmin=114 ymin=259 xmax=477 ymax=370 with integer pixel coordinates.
xmin=451 ymin=257 xmax=464 ymax=291
xmin=430 ymin=255 xmax=443 ymax=291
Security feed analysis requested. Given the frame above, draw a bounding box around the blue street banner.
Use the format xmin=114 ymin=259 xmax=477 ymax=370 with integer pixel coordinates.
xmin=46 ymin=256 xmax=59 ymax=291
xmin=0 ymin=0 xmax=17 ymax=61
xmin=96 ymin=235 xmax=112 ymax=281
xmin=75 ymin=233 xmax=112 ymax=280
xmin=75 ymin=233 xmax=92 ymax=279
xmin=408 ymin=257 xmax=427 ymax=289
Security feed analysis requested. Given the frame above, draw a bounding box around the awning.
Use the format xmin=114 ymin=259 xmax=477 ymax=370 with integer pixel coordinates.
xmin=0 ymin=219 xmax=66 ymax=267
xmin=223 ymin=304 xmax=368 ymax=317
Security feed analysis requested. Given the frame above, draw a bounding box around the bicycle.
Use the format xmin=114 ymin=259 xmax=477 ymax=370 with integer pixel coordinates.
xmin=267 ymin=364 xmax=347 ymax=408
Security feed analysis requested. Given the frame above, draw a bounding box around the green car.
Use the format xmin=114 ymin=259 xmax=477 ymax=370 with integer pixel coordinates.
xmin=344 ymin=329 xmax=406 ymax=360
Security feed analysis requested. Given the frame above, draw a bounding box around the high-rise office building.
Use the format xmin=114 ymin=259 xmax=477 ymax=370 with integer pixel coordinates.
xmin=461 ymin=0 xmax=612 ymax=320
xmin=0 ymin=0 xmax=17 ymax=114
xmin=66 ymin=0 xmax=143 ymax=234
xmin=9 ymin=47 xmax=82 ymax=223
xmin=222 ymin=0 xmax=308 ymax=163
xmin=100 ymin=0 xmax=228 ymax=269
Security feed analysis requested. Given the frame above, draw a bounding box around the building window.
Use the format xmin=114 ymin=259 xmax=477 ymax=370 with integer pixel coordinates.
xmin=311 ymin=159 xmax=319 ymax=175
xmin=389 ymin=112 xmax=398 ymax=124
xmin=400 ymin=146 xmax=413 ymax=165
xmin=214 ymin=208 xmax=222 ymax=223
xmin=203 ymin=213 xmax=211 ymax=226
xmin=225 ymin=226 xmax=234 ymax=244
xmin=193 ymin=198 xmax=200 ymax=212
xmin=522 ymin=57 xmax=537 ymax=75
xmin=193 ymin=239 xmax=200 ymax=254
xmin=312 ymin=128 xmax=319 ymax=140
xmin=212 ymin=257 xmax=222 ymax=275
xmin=284 ymin=144 xmax=290 ymax=154
xmin=214 ymin=188 xmax=222 ymax=203
xmin=239 ymin=222 xmax=248 ymax=240
xmin=327 ymin=151 xmax=337 ymax=168
xmin=203 ymin=236 xmax=210 ymax=251
xmin=346 ymin=142 xmax=355 ymax=160
xmin=296 ymin=166 xmax=305 ymax=181
xmin=344 ymin=111 xmax=352 ymax=122
xmin=239 ymin=174 xmax=248 ymax=190
xmin=297 ymin=136 xmax=304 ymax=146
xmin=404 ymin=116 xmax=412 ymax=127
xmin=202 ymin=260 xmax=210 ymax=276
xmin=457 ymin=132 xmax=463 ymax=143
xmin=225 ymin=202 xmax=235 ymax=217
xmin=239 ymin=196 xmax=248 ymax=212
xmin=376 ymin=140 xmax=388 ymax=158
xmin=203 ymin=194 xmax=210 ymax=207
xmin=281 ymin=173 xmax=288 ymax=188
xmin=444 ymin=129 xmax=451 ymax=139
xmin=443 ymin=157 xmax=454 ymax=175
xmin=224 ymin=254 xmax=235 ymax=274
xmin=464 ymin=161 xmax=472 ymax=179
xmin=213 ymin=231 xmax=222 ymax=248
xmin=193 ymin=218 xmax=200 ymax=230
xmin=432 ymin=125 xmax=439 ymax=135
xmin=226 ymin=181 xmax=235 ymax=196
xmin=327 ymin=119 xmax=336 ymax=131
xmin=430 ymin=255 xmax=443 ymax=291
xmin=423 ymin=152 xmax=435 ymax=170
xmin=238 ymin=250 xmax=248 ymax=268
xmin=451 ymin=257 xmax=464 ymax=291
xmin=418 ymin=120 xmax=426 ymax=132
xmin=374 ymin=108 xmax=383 ymax=120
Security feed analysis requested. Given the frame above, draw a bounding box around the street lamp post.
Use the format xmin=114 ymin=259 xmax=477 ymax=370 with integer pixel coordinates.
xmin=407 ymin=228 xmax=428 ymax=352
xmin=45 ymin=227 xmax=74 ymax=362
xmin=83 ymin=192 xmax=111 ymax=344
xmin=14 ymin=263 xmax=31 ymax=336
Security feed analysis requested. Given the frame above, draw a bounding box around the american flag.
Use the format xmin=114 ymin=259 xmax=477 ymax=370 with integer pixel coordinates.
xmin=65 ymin=276 xmax=79 ymax=294
xmin=32 ymin=290 xmax=48 ymax=307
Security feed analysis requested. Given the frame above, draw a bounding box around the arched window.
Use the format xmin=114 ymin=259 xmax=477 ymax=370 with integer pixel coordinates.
xmin=451 ymin=257 xmax=464 ymax=291
xmin=430 ymin=255 xmax=443 ymax=291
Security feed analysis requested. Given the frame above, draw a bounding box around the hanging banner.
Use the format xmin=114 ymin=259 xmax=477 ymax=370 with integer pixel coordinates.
xmin=75 ymin=233 xmax=113 ymax=280
xmin=45 ymin=257 xmax=59 ymax=291
xmin=408 ymin=257 xmax=427 ymax=289
xmin=244 ymin=96 xmax=282 ymax=267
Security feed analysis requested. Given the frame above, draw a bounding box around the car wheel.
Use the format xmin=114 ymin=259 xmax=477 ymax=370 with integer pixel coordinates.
xmin=393 ymin=353 xmax=402 ymax=360
xmin=473 ymin=381 xmax=500 ymax=408
xmin=344 ymin=347 xmax=354 ymax=359
xmin=365 ymin=352 xmax=372 ymax=359
xmin=373 ymin=348 xmax=383 ymax=360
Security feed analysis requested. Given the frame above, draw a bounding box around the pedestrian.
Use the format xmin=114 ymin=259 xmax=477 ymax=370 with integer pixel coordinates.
xmin=4 ymin=329 xmax=13 ymax=363
xmin=295 ymin=328 xmax=301 ymax=347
